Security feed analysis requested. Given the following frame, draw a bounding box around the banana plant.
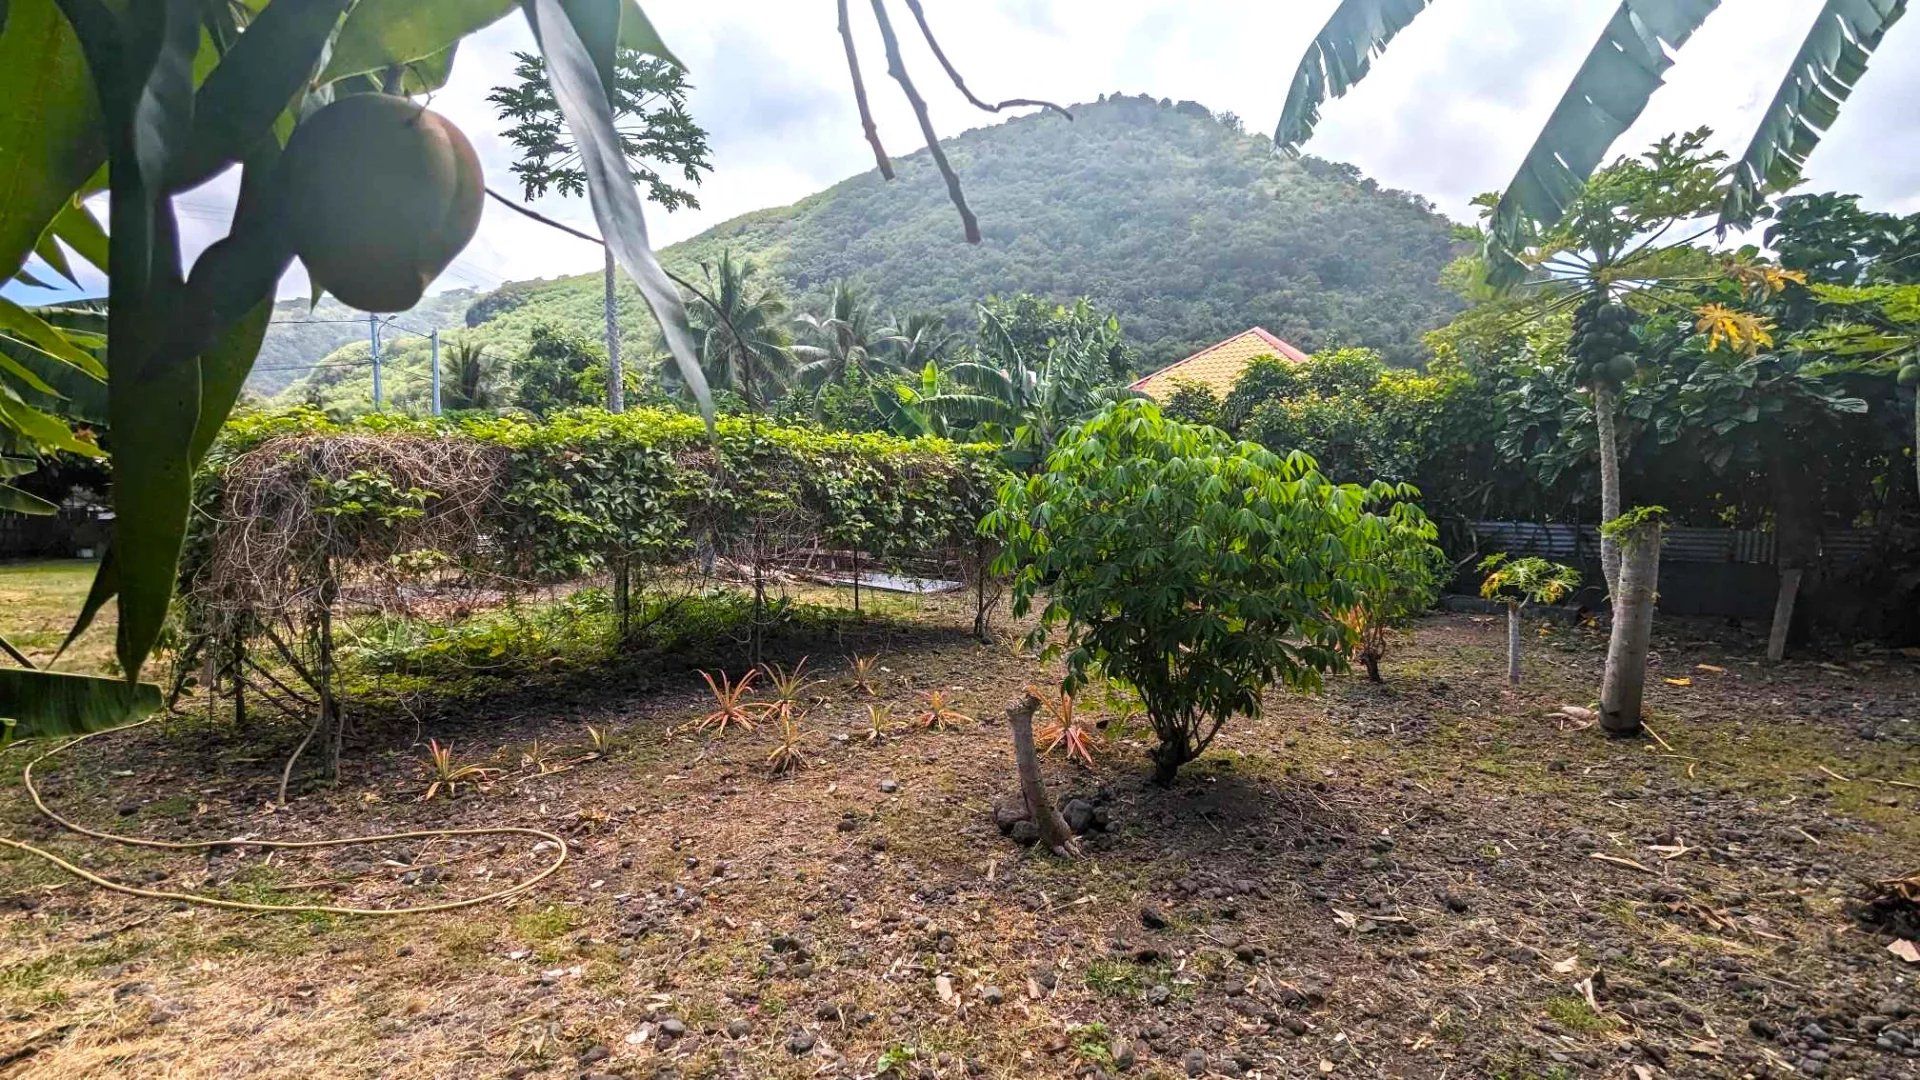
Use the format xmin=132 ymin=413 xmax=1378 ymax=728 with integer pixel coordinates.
xmin=1277 ymin=0 xmax=1909 ymax=276
xmin=0 ymin=0 xmax=709 ymax=738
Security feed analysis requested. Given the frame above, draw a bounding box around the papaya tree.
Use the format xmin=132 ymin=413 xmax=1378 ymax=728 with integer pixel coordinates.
xmin=1478 ymin=554 xmax=1580 ymax=686
xmin=1598 ymin=507 xmax=1667 ymax=736
xmin=491 ymin=45 xmax=711 ymax=413
xmin=986 ymin=399 xmax=1436 ymax=784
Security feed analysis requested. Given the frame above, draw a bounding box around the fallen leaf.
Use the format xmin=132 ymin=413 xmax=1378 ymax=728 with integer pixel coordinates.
xmin=1695 ymin=663 xmax=1726 ymax=673
xmin=1634 ymin=1066 xmax=1654 ymax=1080
xmin=935 ymin=974 xmax=956 ymax=1004
xmin=1552 ymin=955 xmax=1579 ymax=974
xmin=1663 ymin=676 xmax=1692 ymax=687
xmin=1889 ymin=939 xmax=1920 ymax=963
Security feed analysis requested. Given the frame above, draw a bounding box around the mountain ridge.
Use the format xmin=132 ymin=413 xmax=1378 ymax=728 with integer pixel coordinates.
xmin=269 ymin=95 xmax=1464 ymax=409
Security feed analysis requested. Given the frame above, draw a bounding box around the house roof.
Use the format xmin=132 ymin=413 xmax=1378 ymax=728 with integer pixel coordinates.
xmin=1129 ymin=327 xmax=1310 ymax=401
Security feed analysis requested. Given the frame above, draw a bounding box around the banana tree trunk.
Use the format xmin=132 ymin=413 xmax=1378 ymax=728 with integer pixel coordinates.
xmin=1008 ymin=692 xmax=1077 ymax=856
xmin=1593 ymin=382 xmax=1622 ymax=596
xmin=604 ymin=249 xmax=623 ymax=413
xmin=1506 ymin=601 xmax=1522 ymax=686
xmin=1599 ymin=517 xmax=1661 ymax=735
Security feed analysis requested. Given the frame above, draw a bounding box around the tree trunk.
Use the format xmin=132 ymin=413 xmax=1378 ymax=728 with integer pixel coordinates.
xmin=603 ymin=250 xmax=623 ymax=413
xmin=1766 ymin=569 xmax=1802 ymax=664
xmin=1007 ymin=692 xmax=1077 ymax=856
xmin=1593 ymin=382 xmax=1623 ymax=596
xmin=1768 ymin=456 xmax=1818 ymax=663
xmin=1360 ymin=650 xmax=1381 ymax=683
xmin=1599 ymin=517 xmax=1661 ymax=735
xmin=1150 ymin=726 xmax=1190 ymax=787
xmin=1506 ymin=601 xmax=1522 ymax=686
xmin=1912 ymin=390 xmax=1918 ymax=507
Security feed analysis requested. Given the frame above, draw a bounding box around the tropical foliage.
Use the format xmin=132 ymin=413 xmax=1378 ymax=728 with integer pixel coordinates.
xmin=1278 ymin=0 xmax=1911 ymax=264
xmin=987 ymin=399 xmax=1439 ymax=783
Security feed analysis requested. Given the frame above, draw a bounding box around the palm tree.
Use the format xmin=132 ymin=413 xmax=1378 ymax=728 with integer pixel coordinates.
xmin=673 ymin=251 xmax=797 ymax=410
xmin=886 ymin=310 xmax=958 ymax=370
xmin=793 ymin=281 xmax=906 ymax=392
xmin=1277 ymin=0 xmax=1909 ymax=277
xmin=927 ymin=303 xmax=1137 ymax=466
xmin=441 ymin=337 xmax=505 ymax=412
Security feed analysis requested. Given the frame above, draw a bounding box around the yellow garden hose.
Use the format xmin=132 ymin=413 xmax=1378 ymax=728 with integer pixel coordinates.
xmin=0 ymin=717 xmax=567 ymax=916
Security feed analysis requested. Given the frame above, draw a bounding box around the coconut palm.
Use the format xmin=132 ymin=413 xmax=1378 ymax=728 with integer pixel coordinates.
xmin=672 ymin=251 xmax=797 ymax=409
xmin=793 ymin=280 xmax=906 ymax=392
xmin=441 ymin=336 xmax=505 ymax=412
xmin=1277 ymin=0 xmax=1910 ymax=278
xmin=886 ymin=310 xmax=959 ymax=370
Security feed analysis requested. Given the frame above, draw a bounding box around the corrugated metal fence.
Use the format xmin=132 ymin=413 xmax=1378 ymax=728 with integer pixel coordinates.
xmin=1454 ymin=520 xmax=1885 ymax=567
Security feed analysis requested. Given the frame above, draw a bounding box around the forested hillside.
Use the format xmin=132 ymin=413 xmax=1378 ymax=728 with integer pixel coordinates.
xmin=249 ymin=289 xmax=478 ymax=396
xmin=281 ymin=95 xmax=1463 ymax=408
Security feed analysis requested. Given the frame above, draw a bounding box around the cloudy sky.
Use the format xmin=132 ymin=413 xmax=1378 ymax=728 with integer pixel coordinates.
xmin=20 ymin=0 xmax=1920 ymax=302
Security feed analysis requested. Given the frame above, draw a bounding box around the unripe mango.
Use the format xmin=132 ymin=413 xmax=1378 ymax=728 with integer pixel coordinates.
xmin=278 ymin=94 xmax=483 ymax=312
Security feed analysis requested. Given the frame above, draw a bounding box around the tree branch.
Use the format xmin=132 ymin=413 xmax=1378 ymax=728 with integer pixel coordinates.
xmin=838 ymin=0 xmax=895 ymax=180
xmin=900 ymin=0 xmax=1071 ymax=121
xmin=868 ymin=0 xmax=979 ymax=243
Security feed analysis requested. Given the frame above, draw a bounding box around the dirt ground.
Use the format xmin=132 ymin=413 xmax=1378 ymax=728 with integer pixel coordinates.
xmin=2 ymin=601 xmax=1917 ymax=1080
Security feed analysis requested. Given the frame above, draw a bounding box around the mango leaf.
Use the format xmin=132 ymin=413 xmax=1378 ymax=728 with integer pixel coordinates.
xmin=522 ymin=0 xmax=711 ymax=424
xmin=617 ymin=0 xmax=681 ymax=66
xmin=0 ymin=668 xmax=162 ymax=743
xmin=0 ymin=0 xmax=105 ymax=279
xmin=1721 ymin=0 xmax=1910 ymax=224
xmin=321 ymin=0 xmax=515 ymax=83
xmin=0 ymin=484 xmax=57 ymax=514
xmin=169 ymin=0 xmax=353 ymax=191
xmin=1485 ymin=1 xmax=1721 ymax=281
xmin=1274 ymin=0 xmax=1435 ymax=151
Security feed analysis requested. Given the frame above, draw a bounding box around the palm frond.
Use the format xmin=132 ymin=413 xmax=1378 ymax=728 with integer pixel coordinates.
xmin=1721 ymin=0 xmax=1908 ymax=224
xmin=1484 ymin=0 xmax=1722 ymax=282
xmin=1274 ymin=0 xmax=1438 ymax=151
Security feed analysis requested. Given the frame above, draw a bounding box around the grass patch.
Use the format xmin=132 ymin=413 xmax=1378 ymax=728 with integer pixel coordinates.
xmin=512 ymin=903 xmax=583 ymax=944
xmin=1544 ymin=995 xmax=1613 ymax=1034
xmin=0 ymin=559 xmax=116 ymax=675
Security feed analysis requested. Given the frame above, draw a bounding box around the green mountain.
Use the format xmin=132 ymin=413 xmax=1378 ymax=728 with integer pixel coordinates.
xmin=282 ymin=94 xmax=1463 ymax=411
xmin=249 ymin=288 xmax=479 ymax=397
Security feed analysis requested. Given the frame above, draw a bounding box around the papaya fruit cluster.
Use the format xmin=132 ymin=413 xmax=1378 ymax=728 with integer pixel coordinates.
xmin=1571 ymin=295 xmax=1638 ymax=388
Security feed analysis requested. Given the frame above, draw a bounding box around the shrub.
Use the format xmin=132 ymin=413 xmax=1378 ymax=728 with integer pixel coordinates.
xmin=987 ymin=399 xmax=1436 ymax=783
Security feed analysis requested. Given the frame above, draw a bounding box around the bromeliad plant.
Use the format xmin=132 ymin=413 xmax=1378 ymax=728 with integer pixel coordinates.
xmin=760 ymin=658 xmax=817 ymax=721
xmin=988 ymin=399 xmax=1437 ymax=784
xmin=847 ymin=653 xmax=883 ymax=697
xmin=1478 ymin=554 xmax=1581 ymax=687
xmin=766 ymin=707 xmax=810 ymax=777
xmin=914 ymin=690 xmax=973 ymax=732
xmin=419 ymin=739 xmax=499 ymax=802
xmin=1033 ymin=689 xmax=1096 ymax=770
xmin=695 ymin=669 xmax=765 ymax=734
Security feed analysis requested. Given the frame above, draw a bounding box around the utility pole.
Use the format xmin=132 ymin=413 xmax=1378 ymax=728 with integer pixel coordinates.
xmin=429 ymin=329 xmax=442 ymax=416
xmin=368 ymin=313 xmax=383 ymax=411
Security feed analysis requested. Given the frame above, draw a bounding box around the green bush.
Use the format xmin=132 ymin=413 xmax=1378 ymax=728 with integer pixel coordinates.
xmin=986 ymin=399 xmax=1436 ymax=783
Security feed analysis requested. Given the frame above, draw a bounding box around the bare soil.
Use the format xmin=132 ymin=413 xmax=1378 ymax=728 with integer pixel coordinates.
xmin=2 ymin=604 xmax=1917 ymax=1079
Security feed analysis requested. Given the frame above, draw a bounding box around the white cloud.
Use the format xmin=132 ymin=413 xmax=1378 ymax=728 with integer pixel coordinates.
xmin=12 ymin=0 xmax=1920 ymax=305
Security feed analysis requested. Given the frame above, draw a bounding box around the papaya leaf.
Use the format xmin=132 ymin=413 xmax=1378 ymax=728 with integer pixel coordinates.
xmin=0 ymin=668 xmax=162 ymax=743
xmin=321 ymin=0 xmax=515 ymax=84
xmin=523 ymin=0 xmax=710 ymax=425
xmin=0 ymin=0 xmax=105 ymax=280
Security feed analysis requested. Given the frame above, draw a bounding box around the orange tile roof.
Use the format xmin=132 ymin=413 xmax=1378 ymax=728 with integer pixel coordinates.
xmin=1129 ymin=327 xmax=1309 ymax=401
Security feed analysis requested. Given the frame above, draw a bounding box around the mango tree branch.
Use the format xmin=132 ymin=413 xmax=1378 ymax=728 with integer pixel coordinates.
xmin=838 ymin=0 xmax=895 ymax=180
xmin=868 ymin=0 xmax=978 ymax=243
xmin=900 ymin=0 xmax=1071 ymax=121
